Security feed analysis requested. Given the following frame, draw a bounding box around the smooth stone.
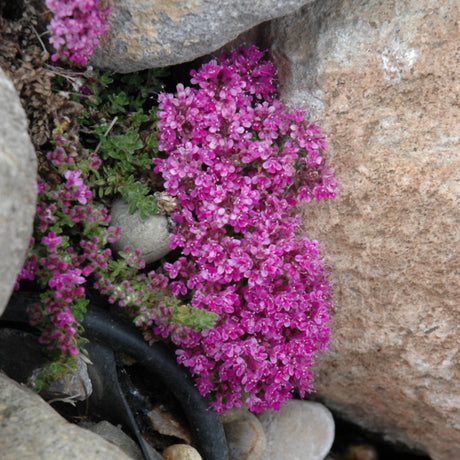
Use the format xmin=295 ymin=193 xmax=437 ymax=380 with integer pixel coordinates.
xmin=0 ymin=372 xmax=132 ymax=460
xmin=162 ymin=444 xmax=203 ymax=460
xmin=91 ymin=0 xmax=316 ymax=72
xmin=224 ymin=411 xmax=266 ymax=460
xmin=110 ymin=199 xmax=172 ymax=264
xmin=257 ymin=400 xmax=335 ymax=460
xmin=220 ymin=406 xmax=250 ymax=424
xmin=87 ymin=420 xmax=143 ymax=460
xmin=0 ymin=67 xmax=37 ymax=316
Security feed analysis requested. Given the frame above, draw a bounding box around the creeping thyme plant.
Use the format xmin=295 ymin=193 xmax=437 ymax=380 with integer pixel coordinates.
xmin=148 ymin=46 xmax=338 ymax=412
xmin=18 ymin=118 xmax=216 ymax=390
xmin=15 ymin=1 xmax=338 ymax=411
xmin=15 ymin=0 xmax=215 ymax=390
xmin=46 ymin=0 xmax=111 ymax=65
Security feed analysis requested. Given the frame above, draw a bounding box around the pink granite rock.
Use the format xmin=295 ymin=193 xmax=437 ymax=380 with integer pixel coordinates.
xmin=267 ymin=0 xmax=460 ymax=459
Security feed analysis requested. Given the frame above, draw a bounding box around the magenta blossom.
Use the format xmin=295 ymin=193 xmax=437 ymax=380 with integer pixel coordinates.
xmin=64 ymin=169 xmax=92 ymax=204
xmin=42 ymin=232 xmax=63 ymax=251
xmin=46 ymin=0 xmax=111 ymax=65
xmin=152 ymin=45 xmax=338 ymax=413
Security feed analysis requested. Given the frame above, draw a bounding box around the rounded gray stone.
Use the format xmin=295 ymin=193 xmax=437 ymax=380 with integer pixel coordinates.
xmin=257 ymin=400 xmax=335 ymax=460
xmin=90 ymin=0 xmax=316 ymax=72
xmin=88 ymin=421 xmax=143 ymax=460
xmin=0 ymin=372 xmax=133 ymax=460
xmin=224 ymin=411 xmax=266 ymax=460
xmin=0 ymin=67 xmax=37 ymax=317
xmin=110 ymin=199 xmax=172 ymax=264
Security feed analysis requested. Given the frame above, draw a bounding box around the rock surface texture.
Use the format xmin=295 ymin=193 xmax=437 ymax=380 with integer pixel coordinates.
xmin=0 ymin=68 xmax=36 ymax=317
xmin=267 ymin=1 xmax=460 ymax=459
xmin=90 ymin=0 xmax=315 ymax=72
xmin=0 ymin=372 xmax=133 ymax=460
xmin=87 ymin=421 xmax=144 ymax=460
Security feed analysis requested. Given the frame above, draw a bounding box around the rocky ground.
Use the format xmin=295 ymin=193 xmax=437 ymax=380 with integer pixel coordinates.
xmin=0 ymin=1 xmax=456 ymax=459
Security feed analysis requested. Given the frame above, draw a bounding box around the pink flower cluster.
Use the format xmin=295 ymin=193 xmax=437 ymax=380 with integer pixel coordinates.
xmin=153 ymin=46 xmax=337 ymax=412
xmin=17 ymin=134 xmax=122 ymax=356
xmin=46 ymin=0 xmax=111 ymax=65
xmin=28 ymin=298 xmax=80 ymax=356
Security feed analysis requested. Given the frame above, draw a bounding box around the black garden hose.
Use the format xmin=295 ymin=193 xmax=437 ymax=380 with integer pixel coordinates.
xmin=3 ymin=291 xmax=229 ymax=460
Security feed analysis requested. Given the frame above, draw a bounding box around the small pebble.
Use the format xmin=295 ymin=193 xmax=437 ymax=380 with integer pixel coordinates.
xmin=162 ymin=444 xmax=203 ymax=460
xmin=224 ymin=411 xmax=266 ymax=460
xmin=257 ymin=400 xmax=335 ymax=460
xmin=110 ymin=199 xmax=172 ymax=264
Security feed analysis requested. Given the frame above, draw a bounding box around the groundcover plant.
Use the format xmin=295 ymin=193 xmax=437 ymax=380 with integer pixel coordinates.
xmin=150 ymin=45 xmax=337 ymax=412
xmin=14 ymin=1 xmax=338 ymax=412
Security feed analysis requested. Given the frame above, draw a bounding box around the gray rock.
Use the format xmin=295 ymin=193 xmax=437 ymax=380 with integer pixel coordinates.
xmin=87 ymin=421 xmax=143 ymax=460
xmin=47 ymin=355 xmax=93 ymax=402
xmin=90 ymin=0 xmax=316 ymax=72
xmin=110 ymin=199 xmax=172 ymax=265
xmin=257 ymin=400 xmax=334 ymax=460
xmin=0 ymin=372 xmax=133 ymax=460
xmin=224 ymin=411 xmax=266 ymax=460
xmin=0 ymin=68 xmax=37 ymax=317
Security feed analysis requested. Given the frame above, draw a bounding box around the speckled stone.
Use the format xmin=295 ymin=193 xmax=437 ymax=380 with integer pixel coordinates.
xmin=268 ymin=1 xmax=460 ymax=458
xmin=0 ymin=68 xmax=36 ymax=316
xmin=90 ymin=0 xmax=316 ymax=72
xmin=0 ymin=372 xmax=132 ymax=460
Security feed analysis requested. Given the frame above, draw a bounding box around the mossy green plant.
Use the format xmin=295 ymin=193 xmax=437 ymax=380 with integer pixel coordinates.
xmin=55 ymin=67 xmax=167 ymax=219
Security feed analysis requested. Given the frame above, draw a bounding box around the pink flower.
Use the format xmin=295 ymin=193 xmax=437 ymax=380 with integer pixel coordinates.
xmin=151 ymin=45 xmax=338 ymax=412
xmin=64 ymin=169 xmax=83 ymax=188
xmin=49 ymin=268 xmax=85 ymax=290
xmin=64 ymin=169 xmax=92 ymax=204
xmin=46 ymin=0 xmax=111 ymax=65
xmin=42 ymin=231 xmax=63 ymax=251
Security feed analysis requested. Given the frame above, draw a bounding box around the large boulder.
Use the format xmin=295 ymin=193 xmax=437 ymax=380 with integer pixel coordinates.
xmin=90 ymin=0 xmax=315 ymax=72
xmin=267 ymin=1 xmax=459 ymax=459
xmin=0 ymin=68 xmax=37 ymax=317
xmin=0 ymin=372 xmax=133 ymax=459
